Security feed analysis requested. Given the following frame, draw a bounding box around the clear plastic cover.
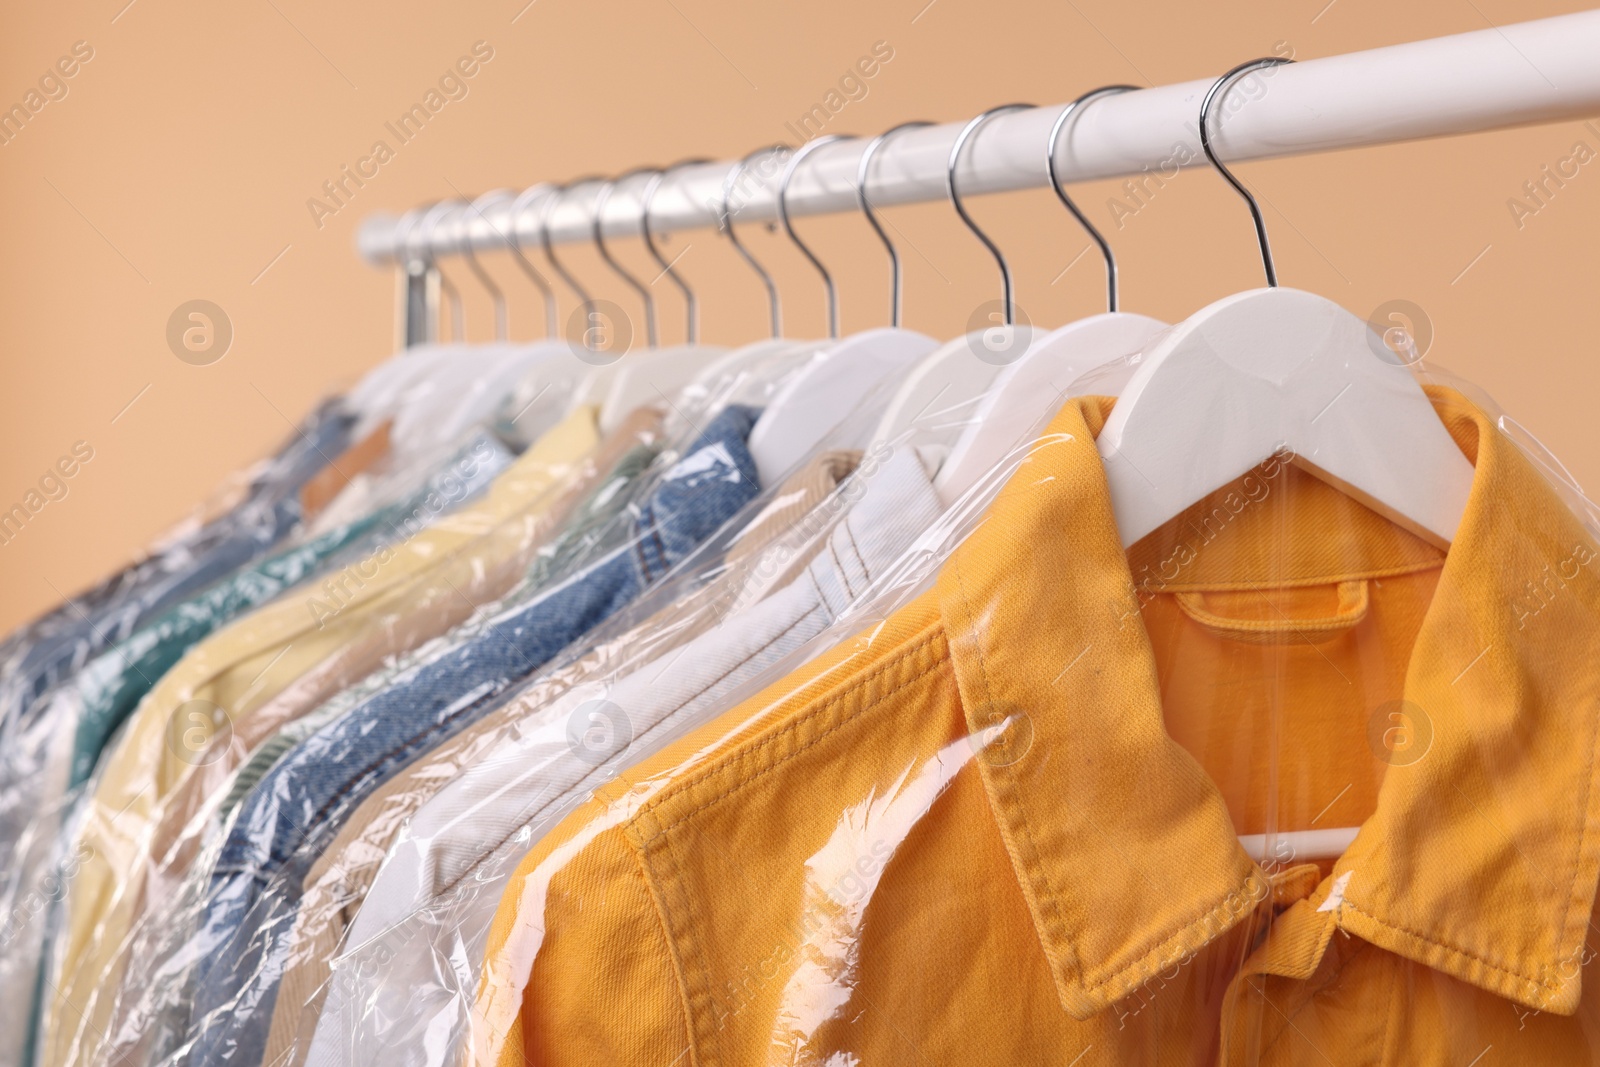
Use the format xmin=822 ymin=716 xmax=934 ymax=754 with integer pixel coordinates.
xmin=55 ymin=386 xmax=830 ymax=1067
xmin=0 ymin=397 xmax=355 ymax=733
xmin=0 ymin=395 xmax=359 ymax=1067
xmin=337 ymin=359 xmax=1600 ymax=1065
xmin=12 ymin=326 xmax=1600 ymax=1067
xmin=28 ymin=398 xmax=672 ymax=1067
xmin=83 ymin=364 xmax=912 ymax=1067
xmin=0 ymin=431 xmax=515 ymax=1063
xmin=309 ymin=346 xmax=575 ymax=537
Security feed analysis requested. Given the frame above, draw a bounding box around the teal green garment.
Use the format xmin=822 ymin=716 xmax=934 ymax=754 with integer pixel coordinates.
xmin=65 ymin=434 xmax=513 ymax=787
xmin=65 ymin=518 xmax=388 ymax=788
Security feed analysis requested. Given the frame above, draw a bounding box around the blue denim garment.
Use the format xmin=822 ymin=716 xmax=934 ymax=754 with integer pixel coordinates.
xmin=180 ymin=406 xmax=761 ymax=1066
xmin=0 ymin=399 xmax=355 ymax=733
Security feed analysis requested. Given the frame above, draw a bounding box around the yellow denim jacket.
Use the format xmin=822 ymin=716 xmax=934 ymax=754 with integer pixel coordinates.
xmin=477 ymin=390 xmax=1600 ymax=1066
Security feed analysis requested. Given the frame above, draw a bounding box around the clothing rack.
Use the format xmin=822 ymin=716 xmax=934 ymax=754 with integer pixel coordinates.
xmin=356 ymin=10 xmax=1600 ymax=346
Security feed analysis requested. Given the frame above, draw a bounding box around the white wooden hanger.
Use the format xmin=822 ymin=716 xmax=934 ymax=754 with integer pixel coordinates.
xmin=937 ymin=88 xmax=1170 ymax=506
xmin=344 ymin=204 xmax=477 ymax=437
xmin=359 ymin=199 xmax=558 ymax=459
xmin=1100 ymin=58 xmax=1474 ymax=861
xmin=746 ymin=133 xmax=941 ymax=485
xmin=343 ymin=215 xmax=448 ymax=423
xmin=865 ymin=105 xmax=1044 ymax=461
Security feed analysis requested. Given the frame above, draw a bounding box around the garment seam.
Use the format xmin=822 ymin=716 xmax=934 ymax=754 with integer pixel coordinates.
xmin=270 ymin=682 xmax=502 ymax=869
xmin=804 ymin=564 xmax=829 ymax=616
xmin=1257 ymin=935 xmax=1371 ymax=1058
xmin=629 ymin=820 xmax=706 ymax=1067
xmin=840 ymin=515 xmax=868 ymax=587
xmin=628 ymin=624 xmax=945 ymax=1064
xmin=1555 ymin=618 xmax=1600 ymax=1003
xmin=826 ymin=536 xmax=854 ymax=602
xmin=1340 ymin=899 xmax=1564 ymax=995
xmin=1137 ymin=558 xmax=1442 ymax=594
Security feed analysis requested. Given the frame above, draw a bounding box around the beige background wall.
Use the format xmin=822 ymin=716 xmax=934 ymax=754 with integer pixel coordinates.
xmin=2 ymin=0 xmax=1597 ymax=633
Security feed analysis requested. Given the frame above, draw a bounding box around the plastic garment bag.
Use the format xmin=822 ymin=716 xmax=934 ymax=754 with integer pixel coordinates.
xmin=0 ymin=398 xmax=356 ymax=736
xmin=102 ymin=372 xmax=905 ymax=1067
xmin=249 ymin=377 xmax=1024 ymax=1067
xmin=73 ymin=400 xmax=767 ymax=1067
xmin=0 ymin=395 xmax=359 ymax=1067
xmin=30 ymin=401 xmax=616 ymax=1067
xmin=68 ymin=351 xmax=774 ymax=1067
xmin=307 ymin=347 xmax=574 ymax=538
xmin=448 ymin=361 xmax=1600 ymax=1065
xmin=0 ymin=433 xmax=515 ymax=1056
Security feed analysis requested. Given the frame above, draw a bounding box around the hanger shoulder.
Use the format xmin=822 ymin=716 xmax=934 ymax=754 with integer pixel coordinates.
xmin=599 ymin=344 xmax=728 ymax=433
xmin=864 ymin=326 xmax=1036 ymax=460
xmin=747 ymin=328 xmax=939 ymax=486
xmin=1097 ymin=288 xmax=1474 ymax=549
xmin=935 ymin=314 xmax=1168 ymax=506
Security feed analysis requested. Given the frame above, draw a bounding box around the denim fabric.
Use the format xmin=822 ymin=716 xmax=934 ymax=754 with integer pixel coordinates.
xmin=0 ymin=399 xmax=354 ymax=733
xmin=522 ymin=442 xmax=659 ymax=590
xmin=210 ymin=437 xmax=664 ymax=829
xmin=179 ymin=406 xmax=761 ymax=1066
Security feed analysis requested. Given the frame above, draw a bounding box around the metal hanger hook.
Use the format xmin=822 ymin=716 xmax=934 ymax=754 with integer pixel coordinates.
xmin=416 ymin=200 xmax=465 ymax=343
xmin=538 ymin=177 xmax=608 ymax=346
xmin=858 ymin=121 xmax=933 ymax=328
xmin=1048 ymin=86 xmax=1139 ymax=313
xmin=720 ymin=145 xmax=788 ymax=339
xmin=456 ymin=190 xmax=511 ymax=341
xmin=505 ymin=183 xmax=559 ymax=339
xmin=1198 ymin=57 xmax=1294 ymax=287
xmin=949 ymin=103 xmax=1036 ymax=326
xmin=643 ymin=158 xmax=712 ymax=345
xmin=778 ymin=134 xmax=856 ymax=340
xmin=593 ymin=169 xmax=661 ymax=348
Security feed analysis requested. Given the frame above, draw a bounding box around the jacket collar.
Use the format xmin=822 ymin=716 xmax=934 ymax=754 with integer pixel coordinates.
xmin=936 ymin=388 xmax=1600 ymax=1017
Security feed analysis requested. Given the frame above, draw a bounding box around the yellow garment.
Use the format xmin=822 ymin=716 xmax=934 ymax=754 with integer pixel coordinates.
xmin=43 ymin=407 xmax=599 ymax=1067
xmin=477 ymin=389 xmax=1600 ymax=1066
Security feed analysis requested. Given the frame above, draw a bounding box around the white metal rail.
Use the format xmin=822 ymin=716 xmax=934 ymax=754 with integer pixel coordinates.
xmin=357 ymin=10 xmax=1600 ymax=267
